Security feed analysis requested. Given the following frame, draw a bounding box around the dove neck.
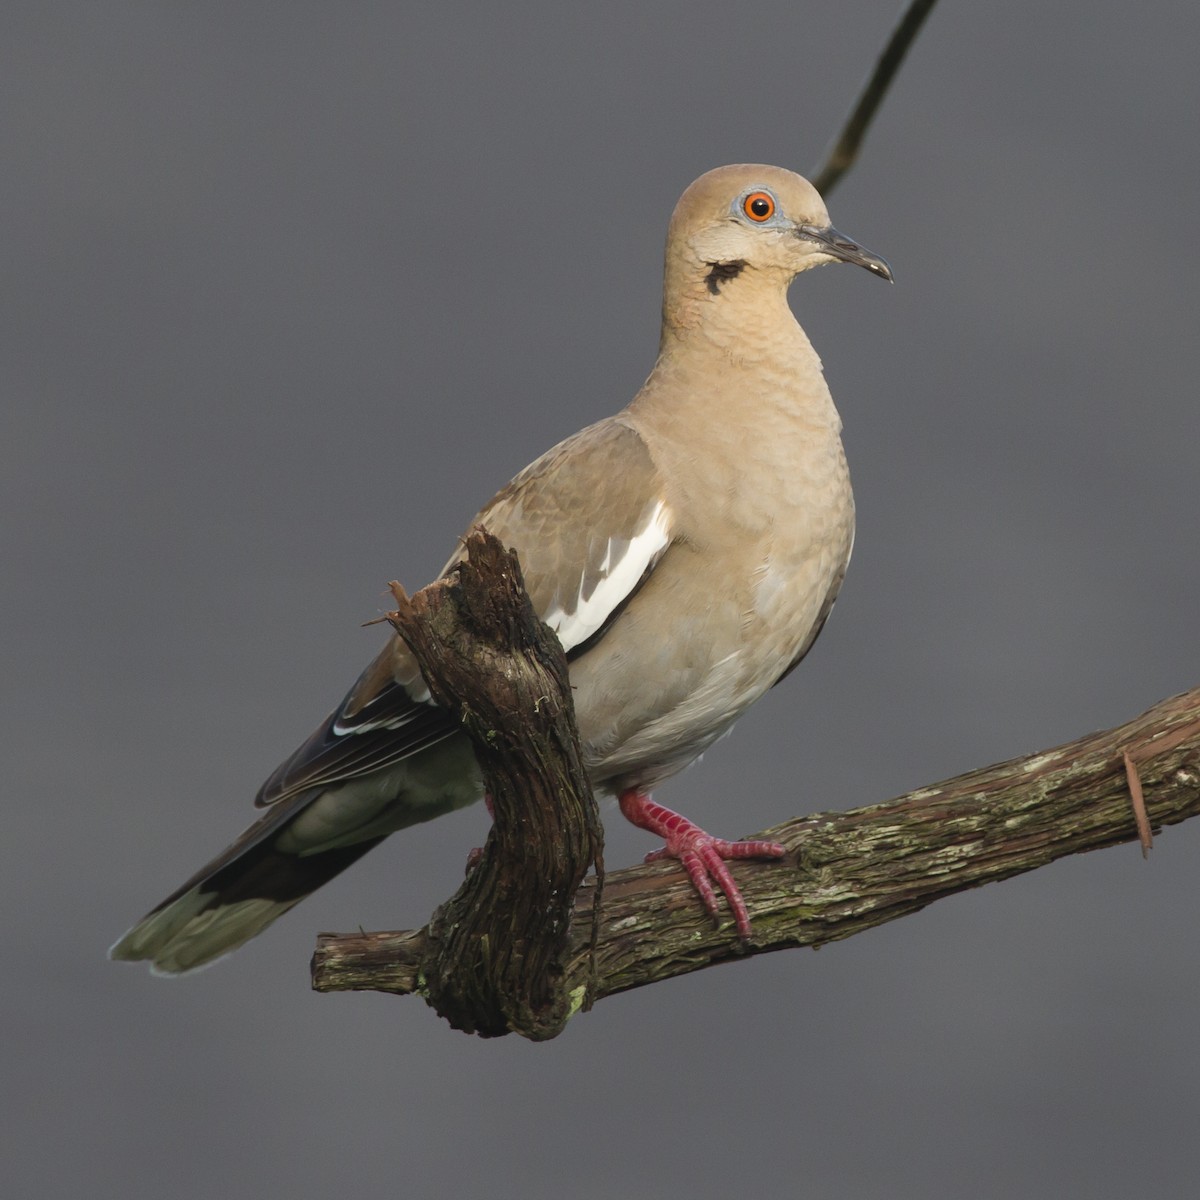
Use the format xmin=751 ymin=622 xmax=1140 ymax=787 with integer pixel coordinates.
xmin=633 ymin=287 xmax=837 ymax=437
xmin=652 ymin=268 xmax=829 ymax=406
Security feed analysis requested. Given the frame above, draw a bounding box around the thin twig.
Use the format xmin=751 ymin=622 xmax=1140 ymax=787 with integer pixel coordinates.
xmin=1123 ymin=751 xmax=1154 ymax=857
xmin=811 ymin=0 xmax=939 ymax=197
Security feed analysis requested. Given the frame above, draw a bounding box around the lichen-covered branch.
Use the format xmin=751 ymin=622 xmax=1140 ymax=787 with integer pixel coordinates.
xmin=311 ymin=534 xmax=1200 ymax=1032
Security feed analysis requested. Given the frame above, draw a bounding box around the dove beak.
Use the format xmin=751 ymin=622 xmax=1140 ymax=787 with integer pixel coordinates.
xmin=797 ymin=223 xmax=893 ymax=282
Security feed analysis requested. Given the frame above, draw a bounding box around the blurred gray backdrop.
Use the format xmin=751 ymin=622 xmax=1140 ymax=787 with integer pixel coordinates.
xmin=5 ymin=3 xmax=1199 ymax=1198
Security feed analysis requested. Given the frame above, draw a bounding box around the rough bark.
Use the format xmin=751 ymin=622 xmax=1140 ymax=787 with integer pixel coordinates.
xmin=310 ymin=532 xmax=1200 ymax=1037
xmin=372 ymin=530 xmax=602 ymax=1039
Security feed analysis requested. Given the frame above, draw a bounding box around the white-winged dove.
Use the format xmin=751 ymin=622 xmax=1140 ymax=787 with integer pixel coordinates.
xmin=111 ymin=164 xmax=891 ymax=974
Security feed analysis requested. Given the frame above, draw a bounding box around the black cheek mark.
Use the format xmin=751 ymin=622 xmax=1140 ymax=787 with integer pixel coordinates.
xmin=704 ymin=259 xmax=747 ymax=295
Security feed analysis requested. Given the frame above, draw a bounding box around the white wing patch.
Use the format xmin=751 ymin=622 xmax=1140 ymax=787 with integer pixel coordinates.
xmin=544 ymin=500 xmax=672 ymax=653
xmin=330 ymin=667 xmax=434 ymax=736
xmin=331 ymin=701 xmax=430 ymax=737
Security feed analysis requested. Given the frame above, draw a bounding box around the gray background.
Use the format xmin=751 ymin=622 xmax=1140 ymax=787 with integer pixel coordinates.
xmin=5 ymin=3 xmax=1199 ymax=1197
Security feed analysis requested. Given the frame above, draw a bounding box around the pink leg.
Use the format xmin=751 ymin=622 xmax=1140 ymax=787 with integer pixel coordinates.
xmin=465 ymin=794 xmax=498 ymax=873
xmin=618 ymin=789 xmax=786 ymax=940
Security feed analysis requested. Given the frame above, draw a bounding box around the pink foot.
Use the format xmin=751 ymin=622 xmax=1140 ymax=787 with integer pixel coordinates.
xmin=464 ymin=794 xmax=497 ymax=874
xmin=618 ymin=789 xmax=786 ymax=940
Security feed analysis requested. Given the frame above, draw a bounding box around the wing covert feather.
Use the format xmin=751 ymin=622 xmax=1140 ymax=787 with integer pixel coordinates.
xmin=257 ymin=416 xmax=673 ymax=806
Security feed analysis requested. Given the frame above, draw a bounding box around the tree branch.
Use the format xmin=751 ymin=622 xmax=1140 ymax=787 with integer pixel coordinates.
xmin=370 ymin=530 xmax=602 ymax=1039
xmin=810 ymin=0 xmax=940 ymax=197
xmin=312 ymin=533 xmax=1200 ymax=1032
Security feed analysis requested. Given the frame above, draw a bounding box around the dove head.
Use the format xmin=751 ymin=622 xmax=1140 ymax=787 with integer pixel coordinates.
xmin=661 ymin=164 xmax=891 ymax=333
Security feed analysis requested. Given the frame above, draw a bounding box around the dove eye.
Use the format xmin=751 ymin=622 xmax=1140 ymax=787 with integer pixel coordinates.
xmin=742 ymin=191 xmax=776 ymax=222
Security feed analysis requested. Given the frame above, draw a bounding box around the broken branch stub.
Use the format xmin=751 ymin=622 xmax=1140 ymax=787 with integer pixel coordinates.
xmin=378 ymin=529 xmax=601 ymax=1039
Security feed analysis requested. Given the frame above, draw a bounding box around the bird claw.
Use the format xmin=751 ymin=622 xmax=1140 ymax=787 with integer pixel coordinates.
xmin=620 ymin=790 xmax=786 ymax=939
xmin=464 ymin=793 xmax=497 ymax=873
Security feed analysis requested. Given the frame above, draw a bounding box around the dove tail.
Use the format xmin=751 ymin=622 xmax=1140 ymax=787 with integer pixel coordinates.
xmin=109 ymin=827 xmax=384 ymax=976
